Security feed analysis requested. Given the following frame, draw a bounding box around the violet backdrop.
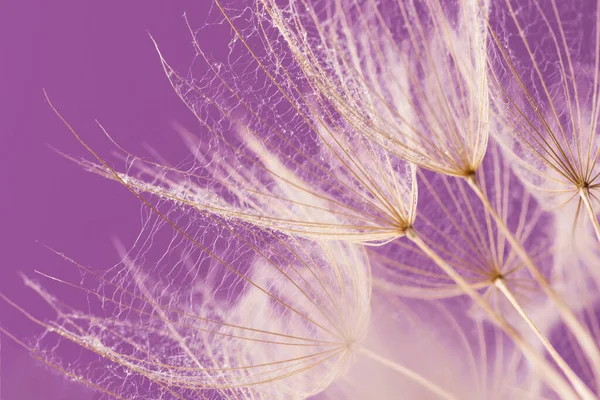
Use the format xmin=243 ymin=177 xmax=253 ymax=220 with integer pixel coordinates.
xmin=0 ymin=1 xmax=218 ymax=399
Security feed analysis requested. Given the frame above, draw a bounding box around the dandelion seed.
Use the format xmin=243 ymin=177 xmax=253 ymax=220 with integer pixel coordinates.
xmin=241 ymin=1 xmax=598 ymax=396
xmin=487 ymin=0 xmax=600 ymax=240
xmin=0 ymin=209 xmax=467 ymax=399
xmin=372 ymin=144 xmax=594 ymax=398
xmin=56 ymin=2 xmax=593 ymax=396
xmin=126 ymin=11 xmax=419 ymax=245
xmin=485 ymin=0 xmax=600 ymax=383
xmin=256 ymin=0 xmax=489 ymax=178
xmin=4 ymin=220 xmax=365 ymax=398
xmin=1 ymin=109 xmax=460 ymax=400
xmin=6 ymin=0 xmax=600 ymax=398
xmin=373 ymin=144 xmax=545 ymax=312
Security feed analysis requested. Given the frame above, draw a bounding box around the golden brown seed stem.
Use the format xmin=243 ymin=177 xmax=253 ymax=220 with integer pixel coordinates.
xmin=466 ymin=175 xmax=600 ymax=385
xmin=359 ymin=347 xmax=458 ymax=400
xmin=495 ymin=278 xmax=596 ymax=400
xmin=580 ymin=188 xmax=600 ymax=245
xmin=406 ymin=228 xmax=579 ymax=400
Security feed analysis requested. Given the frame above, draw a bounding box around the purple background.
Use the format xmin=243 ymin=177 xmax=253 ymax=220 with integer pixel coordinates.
xmin=0 ymin=1 xmax=214 ymax=398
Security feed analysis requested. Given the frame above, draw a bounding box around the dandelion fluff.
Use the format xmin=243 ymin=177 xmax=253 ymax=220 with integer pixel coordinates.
xmin=4 ymin=211 xmax=372 ymax=399
xmin=258 ymin=0 xmax=491 ymax=177
xmin=488 ymin=0 xmax=600 ymax=240
xmin=111 ymin=6 xmax=422 ymax=245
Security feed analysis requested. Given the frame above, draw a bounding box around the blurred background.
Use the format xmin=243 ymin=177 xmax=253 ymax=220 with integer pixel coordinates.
xmin=0 ymin=1 xmax=216 ymax=398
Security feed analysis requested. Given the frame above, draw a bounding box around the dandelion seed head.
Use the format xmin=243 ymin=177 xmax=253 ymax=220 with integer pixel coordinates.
xmin=84 ymin=5 xmax=424 ymax=245
xmin=6 ymin=0 xmax=600 ymax=399
xmin=260 ymin=0 xmax=492 ymax=177
xmin=489 ymin=0 xmax=600 ymax=212
xmin=16 ymin=211 xmax=372 ymax=399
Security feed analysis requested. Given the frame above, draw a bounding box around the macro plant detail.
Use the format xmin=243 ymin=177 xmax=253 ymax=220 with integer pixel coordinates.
xmin=3 ymin=0 xmax=600 ymax=399
xmin=4 ymin=221 xmax=375 ymax=399
xmin=487 ymin=0 xmax=600 ymax=239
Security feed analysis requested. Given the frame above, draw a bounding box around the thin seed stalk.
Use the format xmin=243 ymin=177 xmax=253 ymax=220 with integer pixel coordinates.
xmin=495 ymin=278 xmax=596 ymax=400
xmin=466 ymin=175 xmax=600 ymax=382
xmin=406 ymin=228 xmax=580 ymax=400
xmin=359 ymin=347 xmax=458 ymax=400
xmin=580 ymin=188 xmax=600 ymax=244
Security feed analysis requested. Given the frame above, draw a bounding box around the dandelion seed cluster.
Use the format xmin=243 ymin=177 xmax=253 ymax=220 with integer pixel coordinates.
xmin=4 ymin=0 xmax=600 ymax=399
